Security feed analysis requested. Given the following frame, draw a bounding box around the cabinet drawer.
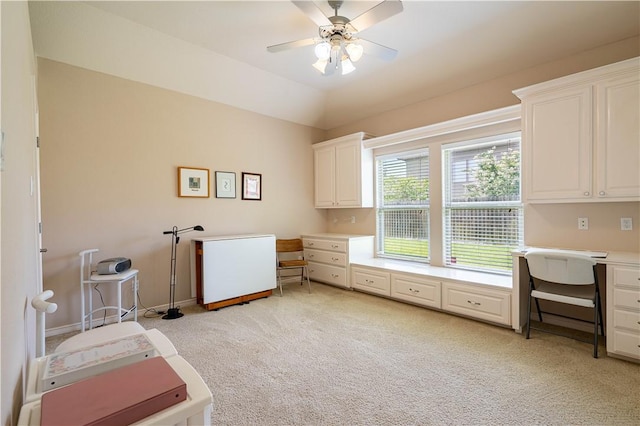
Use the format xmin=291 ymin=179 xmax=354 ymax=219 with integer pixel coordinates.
xmin=303 ymin=239 xmax=346 ymax=253
xmin=307 ymin=262 xmax=347 ymax=288
xmin=304 ymin=249 xmax=347 ymax=267
xmin=613 ymin=309 xmax=640 ymax=331
xmin=352 ymin=268 xmax=390 ymax=296
xmin=391 ymin=274 xmax=441 ymax=308
xmin=613 ymin=288 xmax=640 ymax=310
xmin=442 ymin=282 xmax=511 ymax=326
xmin=609 ymin=329 xmax=640 ymax=360
xmin=613 ymin=267 xmax=640 ymax=288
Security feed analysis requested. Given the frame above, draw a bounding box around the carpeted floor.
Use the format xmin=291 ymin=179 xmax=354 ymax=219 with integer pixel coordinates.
xmin=48 ymin=282 xmax=640 ymax=425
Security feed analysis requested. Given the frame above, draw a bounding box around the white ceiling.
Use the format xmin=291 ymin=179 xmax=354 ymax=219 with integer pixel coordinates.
xmin=30 ymin=1 xmax=639 ymax=129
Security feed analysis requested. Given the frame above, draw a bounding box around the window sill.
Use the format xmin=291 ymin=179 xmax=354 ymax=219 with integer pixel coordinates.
xmin=350 ymin=258 xmax=512 ymax=290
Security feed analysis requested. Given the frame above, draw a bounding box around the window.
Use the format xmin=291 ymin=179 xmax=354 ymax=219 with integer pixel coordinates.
xmin=376 ymin=150 xmax=429 ymax=261
xmin=443 ymin=134 xmax=523 ymax=274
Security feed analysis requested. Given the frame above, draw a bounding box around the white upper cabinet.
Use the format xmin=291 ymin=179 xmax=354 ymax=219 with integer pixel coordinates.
xmin=313 ymin=132 xmax=374 ymax=208
xmin=596 ymin=74 xmax=640 ymax=199
xmin=514 ymin=57 xmax=640 ymax=203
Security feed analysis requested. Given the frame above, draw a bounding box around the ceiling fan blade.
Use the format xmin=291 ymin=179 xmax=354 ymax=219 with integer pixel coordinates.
xmin=349 ymin=0 xmax=403 ymax=32
xmin=292 ymin=0 xmax=332 ymax=27
xmin=360 ymin=39 xmax=398 ymax=61
xmin=267 ymin=38 xmax=316 ymax=53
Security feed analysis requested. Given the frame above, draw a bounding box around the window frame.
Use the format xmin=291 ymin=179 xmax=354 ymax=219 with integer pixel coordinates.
xmin=367 ymin=104 xmax=522 ymax=275
xmin=442 ymin=133 xmax=523 ymax=274
xmin=375 ymin=149 xmax=430 ymax=262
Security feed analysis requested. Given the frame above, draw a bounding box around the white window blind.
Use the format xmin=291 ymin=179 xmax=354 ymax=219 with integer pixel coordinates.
xmin=443 ymin=134 xmax=523 ymax=274
xmin=376 ymin=150 xmax=429 ymax=261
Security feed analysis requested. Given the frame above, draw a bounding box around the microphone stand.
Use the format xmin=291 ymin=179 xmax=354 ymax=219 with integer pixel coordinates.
xmin=162 ymin=225 xmax=204 ymax=319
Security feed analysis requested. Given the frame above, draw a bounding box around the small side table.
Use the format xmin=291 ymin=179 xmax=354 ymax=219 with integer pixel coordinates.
xmin=79 ymin=249 xmax=139 ymax=331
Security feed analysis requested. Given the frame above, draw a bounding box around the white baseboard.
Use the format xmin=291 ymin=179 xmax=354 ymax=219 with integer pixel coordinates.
xmin=45 ymin=298 xmax=198 ymax=338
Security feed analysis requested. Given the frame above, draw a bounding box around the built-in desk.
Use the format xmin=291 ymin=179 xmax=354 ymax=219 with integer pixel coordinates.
xmin=512 ymin=249 xmax=640 ymax=362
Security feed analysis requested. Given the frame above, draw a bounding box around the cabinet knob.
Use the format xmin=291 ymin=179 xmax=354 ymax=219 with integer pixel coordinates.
xmin=583 ymin=192 xmax=590 ymax=196
xmin=599 ymin=191 xmax=605 ymax=196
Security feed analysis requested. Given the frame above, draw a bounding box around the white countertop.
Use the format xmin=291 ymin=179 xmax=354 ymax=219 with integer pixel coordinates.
xmin=512 ymin=247 xmax=640 ymax=267
xmin=302 ymin=233 xmax=374 ymax=240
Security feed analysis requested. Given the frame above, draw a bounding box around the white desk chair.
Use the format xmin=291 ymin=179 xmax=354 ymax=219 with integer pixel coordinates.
xmin=80 ymin=249 xmax=139 ymax=332
xmin=524 ymin=248 xmax=604 ymax=358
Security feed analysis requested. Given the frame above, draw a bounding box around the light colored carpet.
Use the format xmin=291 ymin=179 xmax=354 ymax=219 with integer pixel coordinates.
xmin=48 ymin=282 xmax=640 ymax=425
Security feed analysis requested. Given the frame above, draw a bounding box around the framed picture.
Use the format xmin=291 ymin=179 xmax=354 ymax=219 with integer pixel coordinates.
xmin=242 ymin=172 xmax=262 ymax=200
xmin=215 ymin=171 xmax=236 ymax=198
xmin=178 ymin=167 xmax=210 ymax=198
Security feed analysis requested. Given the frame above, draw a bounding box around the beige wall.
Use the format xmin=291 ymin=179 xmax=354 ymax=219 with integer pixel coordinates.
xmin=38 ymin=59 xmax=327 ymax=331
xmin=1 ymin=2 xmax=40 ymax=425
xmin=35 ymin=31 xmax=640 ymax=331
xmin=324 ymin=37 xmax=640 ymax=255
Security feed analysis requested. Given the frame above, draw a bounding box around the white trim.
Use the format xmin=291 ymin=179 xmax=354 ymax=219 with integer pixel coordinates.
xmin=514 ymin=57 xmax=639 ymax=99
xmin=364 ymin=105 xmax=521 ymax=150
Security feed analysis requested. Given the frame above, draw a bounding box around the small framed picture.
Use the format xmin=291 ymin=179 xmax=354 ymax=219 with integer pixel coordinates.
xmin=242 ymin=172 xmax=262 ymax=201
xmin=178 ymin=167 xmax=210 ymax=198
xmin=215 ymin=171 xmax=236 ymax=198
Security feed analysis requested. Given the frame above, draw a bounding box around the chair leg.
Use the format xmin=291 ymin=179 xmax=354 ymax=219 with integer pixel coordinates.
xmin=597 ymin=293 xmax=605 ymax=337
xmin=277 ymin=269 xmax=283 ymax=296
xmin=593 ymin=297 xmax=600 ymax=358
xmin=526 ymin=288 xmax=533 ymax=340
xmin=534 ymin=298 xmax=543 ymax=322
xmin=305 ymin=266 xmax=311 ymax=294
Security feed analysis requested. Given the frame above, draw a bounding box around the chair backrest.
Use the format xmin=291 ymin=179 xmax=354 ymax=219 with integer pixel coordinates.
xmin=524 ymin=249 xmax=596 ymax=285
xmin=276 ymin=239 xmax=304 ymax=253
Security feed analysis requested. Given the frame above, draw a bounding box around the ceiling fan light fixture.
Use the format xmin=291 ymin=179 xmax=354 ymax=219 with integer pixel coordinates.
xmin=312 ymin=58 xmax=329 ymax=74
xmin=345 ymin=42 xmax=364 ymax=62
xmin=341 ymin=56 xmax=355 ymax=75
xmin=314 ymin=41 xmax=331 ymax=60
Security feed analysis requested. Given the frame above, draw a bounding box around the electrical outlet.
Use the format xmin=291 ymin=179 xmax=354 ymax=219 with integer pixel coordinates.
xmin=578 ymin=217 xmax=589 ymax=230
xmin=350 ymin=216 xmax=356 ymax=224
xmin=621 ymin=217 xmax=633 ymax=231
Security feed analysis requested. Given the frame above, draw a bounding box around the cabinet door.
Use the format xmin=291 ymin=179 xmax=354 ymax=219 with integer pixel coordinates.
xmin=314 ymin=145 xmax=335 ymax=207
xmin=334 ymin=142 xmax=361 ymax=207
xmin=523 ymin=86 xmax=593 ymax=201
xmin=596 ymin=74 xmax=640 ymax=200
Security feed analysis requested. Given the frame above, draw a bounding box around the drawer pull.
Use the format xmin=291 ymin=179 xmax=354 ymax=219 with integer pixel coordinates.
xmin=467 ymin=300 xmax=481 ymax=306
xmin=331 ymin=274 xmax=339 ymax=278
xmin=308 ymin=254 xmax=314 ymax=258
xmin=409 ymin=288 xmax=420 ymax=294
xmin=365 ymin=279 xmax=374 ymax=283
xmin=308 ymin=242 xmax=315 ymax=246
xmin=331 ymin=244 xmax=339 ymax=249
xmin=332 ymin=257 xmax=339 ymax=262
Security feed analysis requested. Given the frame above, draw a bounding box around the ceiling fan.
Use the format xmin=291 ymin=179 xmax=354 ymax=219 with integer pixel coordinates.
xmin=267 ymin=0 xmax=404 ymax=75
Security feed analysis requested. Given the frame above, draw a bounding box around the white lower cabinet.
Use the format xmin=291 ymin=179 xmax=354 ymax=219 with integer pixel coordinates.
xmin=441 ymin=281 xmax=511 ymax=326
xmin=606 ymin=265 xmax=640 ymax=361
xmin=302 ymin=234 xmax=374 ymax=289
xmin=391 ymin=273 xmax=441 ymax=309
xmin=351 ymin=267 xmax=390 ymax=296
xmin=307 ymin=263 xmax=347 ymax=288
